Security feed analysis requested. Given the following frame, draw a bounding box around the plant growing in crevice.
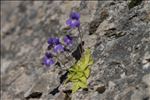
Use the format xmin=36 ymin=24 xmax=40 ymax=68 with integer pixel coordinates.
xmin=65 ymin=48 xmax=93 ymax=93
xmin=42 ymin=11 xmax=94 ymax=93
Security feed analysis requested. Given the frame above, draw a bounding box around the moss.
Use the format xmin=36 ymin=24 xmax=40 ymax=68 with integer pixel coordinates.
xmin=128 ymin=0 xmax=142 ymax=9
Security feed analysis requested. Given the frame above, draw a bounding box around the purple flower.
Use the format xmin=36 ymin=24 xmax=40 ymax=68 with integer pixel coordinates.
xmin=54 ymin=44 xmax=64 ymax=53
xmin=43 ymin=55 xmax=55 ymax=67
xmin=66 ymin=12 xmax=80 ymax=28
xmin=63 ymin=35 xmax=73 ymax=46
xmin=70 ymin=12 xmax=80 ymax=20
xmin=47 ymin=38 xmax=53 ymax=45
xmin=48 ymin=37 xmax=60 ymax=45
xmin=45 ymin=52 xmax=52 ymax=58
xmin=66 ymin=19 xmax=80 ymax=28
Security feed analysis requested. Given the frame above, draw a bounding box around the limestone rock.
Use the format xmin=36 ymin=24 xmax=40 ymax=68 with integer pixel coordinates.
xmin=1 ymin=0 xmax=150 ymax=100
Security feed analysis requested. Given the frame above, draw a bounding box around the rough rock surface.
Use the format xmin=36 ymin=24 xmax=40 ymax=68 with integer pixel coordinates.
xmin=1 ymin=1 xmax=150 ymax=100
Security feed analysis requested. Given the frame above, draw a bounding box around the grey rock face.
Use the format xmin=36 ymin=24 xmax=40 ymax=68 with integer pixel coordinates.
xmin=1 ymin=0 xmax=150 ymax=100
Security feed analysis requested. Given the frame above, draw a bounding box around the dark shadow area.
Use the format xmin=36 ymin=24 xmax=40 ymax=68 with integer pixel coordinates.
xmin=128 ymin=0 xmax=142 ymax=9
xmin=25 ymin=92 xmax=42 ymax=100
xmin=64 ymin=47 xmax=71 ymax=52
xmin=89 ymin=10 xmax=109 ymax=35
xmin=63 ymin=90 xmax=72 ymax=94
xmin=60 ymin=71 xmax=68 ymax=84
xmin=72 ymin=41 xmax=84 ymax=61
xmin=18 ymin=2 xmax=27 ymax=13
xmin=89 ymin=19 xmax=101 ymax=35
xmin=143 ymin=97 xmax=149 ymax=100
xmin=55 ymin=62 xmax=61 ymax=67
xmin=49 ymin=86 xmax=60 ymax=95
xmin=63 ymin=90 xmax=72 ymax=100
xmin=95 ymin=85 xmax=106 ymax=94
xmin=83 ymin=88 xmax=88 ymax=91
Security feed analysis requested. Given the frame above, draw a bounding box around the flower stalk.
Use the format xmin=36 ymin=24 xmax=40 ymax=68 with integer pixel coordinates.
xmin=78 ymin=27 xmax=83 ymax=56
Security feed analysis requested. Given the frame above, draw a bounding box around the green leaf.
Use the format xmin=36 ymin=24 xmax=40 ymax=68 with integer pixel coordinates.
xmin=70 ymin=72 xmax=83 ymax=81
xmin=76 ymin=72 xmax=84 ymax=78
xmin=69 ymin=65 xmax=77 ymax=72
xmin=67 ymin=73 xmax=74 ymax=80
xmin=66 ymin=48 xmax=94 ymax=93
xmin=78 ymin=81 xmax=87 ymax=88
xmin=88 ymin=56 xmax=94 ymax=66
xmin=84 ymin=49 xmax=91 ymax=64
xmin=84 ymin=68 xmax=90 ymax=78
xmin=72 ymin=80 xmax=87 ymax=93
xmin=72 ymin=82 xmax=80 ymax=93
xmin=78 ymin=48 xmax=93 ymax=71
xmin=79 ymin=76 xmax=87 ymax=83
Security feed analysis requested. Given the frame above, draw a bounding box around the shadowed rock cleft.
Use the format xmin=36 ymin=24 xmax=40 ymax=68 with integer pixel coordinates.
xmin=72 ymin=42 xmax=84 ymax=61
xmin=49 ymin=86 xmax=60 ymax=96
xmin=128 ymin=0 xmax=142 ymax=9
xmin=25 ymin=92 xmax=42 ymax=100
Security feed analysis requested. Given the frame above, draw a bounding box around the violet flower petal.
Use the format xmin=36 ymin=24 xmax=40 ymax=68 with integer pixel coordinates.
xmin=63 ymin=35 xmax=73 ymax=46
xmin=43 ymin=56 xmax=55 ymax=67
xmin=53 ymin=44 xmax=64 ymax=53
xmin=45 ymin=52 xmax=52 ymax=58
xmin=66 ymin=19 xmax=80 ymax=28
xmin=70 ymin=12 xmax=80 ymax=20
xmin=48 ymin=37 xmax=60 ymax=45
